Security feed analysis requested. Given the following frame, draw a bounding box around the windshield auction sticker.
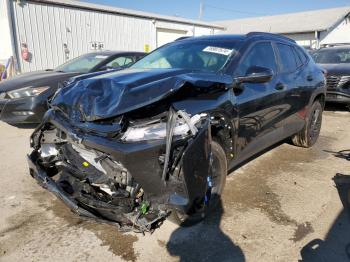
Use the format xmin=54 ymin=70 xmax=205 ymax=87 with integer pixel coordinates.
xmin=203 ymin=46 xmax=233 ymax=56
xmin=95 ymin=55 xmax=108 ymax=59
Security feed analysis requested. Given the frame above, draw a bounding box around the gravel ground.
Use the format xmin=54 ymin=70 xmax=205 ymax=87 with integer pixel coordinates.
xmin=0 ymin=106 xmax=349 ymax=262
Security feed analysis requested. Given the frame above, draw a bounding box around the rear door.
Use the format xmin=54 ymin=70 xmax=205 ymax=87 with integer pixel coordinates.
xmin=234 ymin=41 xmax=288 ymax=157
xmin=294 ymin=46 xmax=316 ymax=106
xmin=274 ymin=42 xmax=308 ymax=134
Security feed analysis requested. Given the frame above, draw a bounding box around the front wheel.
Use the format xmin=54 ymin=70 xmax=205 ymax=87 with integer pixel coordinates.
xmin=169 ymin=140 xmax=227 ymax=227
xmin=292 ymin=100 xmax=323 ymax=148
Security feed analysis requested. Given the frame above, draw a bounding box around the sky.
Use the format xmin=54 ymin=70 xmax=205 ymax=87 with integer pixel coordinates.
xmin=83 ymin=0 xmax=350 ymax=21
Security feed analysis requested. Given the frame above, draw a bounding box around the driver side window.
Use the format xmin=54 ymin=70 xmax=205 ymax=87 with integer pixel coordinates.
xmin=236 ymin=42 xmax=277 ymax=76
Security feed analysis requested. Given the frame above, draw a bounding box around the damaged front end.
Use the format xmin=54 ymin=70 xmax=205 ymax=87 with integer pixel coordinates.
xmin=28 ymin=107 xmax=212 ymax=232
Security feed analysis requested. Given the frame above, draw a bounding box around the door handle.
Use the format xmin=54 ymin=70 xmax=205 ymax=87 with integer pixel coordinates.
xmin=307 ymin=75 xmax=313 ymax=81
xmin=275 ymin=83 xmax=285 ymax=90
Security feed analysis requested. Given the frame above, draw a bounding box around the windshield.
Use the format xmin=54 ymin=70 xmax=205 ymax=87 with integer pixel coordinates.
xmin=55 ymin=53 xmax=109 ymax=73
xmin=131 ymin=40 xmax=242 ymax=73
xmin=312 ymin=48 xmax=350 ymax=64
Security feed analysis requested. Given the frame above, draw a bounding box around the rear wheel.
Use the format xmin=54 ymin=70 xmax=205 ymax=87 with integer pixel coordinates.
xmin=292 ymin=100 xmax=323 ymax=148
xmin=169 ymin=140 xmax=227 ymax=227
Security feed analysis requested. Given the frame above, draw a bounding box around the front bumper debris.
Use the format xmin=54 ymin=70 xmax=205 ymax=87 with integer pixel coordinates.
xmin=27 ymin=152 xmax=100 ymax=219
xmin=28 ymin=108 xmax=211 ymax=232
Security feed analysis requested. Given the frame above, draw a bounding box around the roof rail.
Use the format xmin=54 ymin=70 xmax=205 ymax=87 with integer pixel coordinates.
xmin=175 ymin=36 xmax=192 ymax=41
xmin=247 ymin=32 xmax=296 ymax=43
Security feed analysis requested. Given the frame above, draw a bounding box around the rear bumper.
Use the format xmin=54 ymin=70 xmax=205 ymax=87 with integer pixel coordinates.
xmin=326 ymin=91 xmax=350 ymax=104
xmin=0 ymin=96 xmax=46 ymax=124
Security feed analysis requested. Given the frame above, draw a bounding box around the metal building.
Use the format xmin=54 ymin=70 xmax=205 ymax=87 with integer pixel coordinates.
xmin=0 ymin=0 xmax=223 ymax=73
xmin=215 ymin=7 xmax=350 ymax=49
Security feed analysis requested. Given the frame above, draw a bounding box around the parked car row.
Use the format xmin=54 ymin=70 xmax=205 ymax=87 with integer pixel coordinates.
xmin=0 ymin=51 xmax=145 ymax=124
xmin=1 ymin=41 xmax=348 ymax=127
xmin=311 ymin=45 xmax=350 ymax=105
xmin=16 ymin=32 xmax=326 ymax=232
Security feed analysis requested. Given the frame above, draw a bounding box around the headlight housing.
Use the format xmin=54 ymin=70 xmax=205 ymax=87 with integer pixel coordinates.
xmin=7 ymin=86 xmax=50 ymax=99
xmin=121 ymin=113 xmax=206 ymax=142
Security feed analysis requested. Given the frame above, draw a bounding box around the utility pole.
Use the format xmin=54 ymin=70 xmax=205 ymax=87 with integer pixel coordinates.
xmin=198 ymin=1 xmax=204 ymax=20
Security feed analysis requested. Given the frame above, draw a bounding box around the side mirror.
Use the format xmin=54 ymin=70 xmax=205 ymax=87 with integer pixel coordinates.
xmin=235 ymin=66 xmax=274 ymax=84
xmin=98 ymin=65 xmax=108 ymax=71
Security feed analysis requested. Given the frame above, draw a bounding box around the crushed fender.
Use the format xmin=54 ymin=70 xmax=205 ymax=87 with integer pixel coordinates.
xmin=27 ymin=69 xmax=233 ymax=232
xmin=28 ymin=107 xmax=211 ymax=233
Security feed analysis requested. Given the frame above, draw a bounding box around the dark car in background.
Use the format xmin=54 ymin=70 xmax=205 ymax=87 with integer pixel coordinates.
xmin=0 ymin=51 xmax=145 ymax=124
xmin=28 ymin=33 xmax=325 ymax=232
xmin=311 ymin=45 xmax=350 ymax=105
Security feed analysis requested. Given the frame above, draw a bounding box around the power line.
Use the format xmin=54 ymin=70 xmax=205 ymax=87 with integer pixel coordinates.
xmin=199 ymin=1 xmax=205 ymax=20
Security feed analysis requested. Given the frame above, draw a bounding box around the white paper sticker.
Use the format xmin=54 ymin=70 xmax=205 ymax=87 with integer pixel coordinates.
xmin=95 ymin=55 xmax=108 ymax=59
xmin=203 ymin=46 xmax=233 ymax=56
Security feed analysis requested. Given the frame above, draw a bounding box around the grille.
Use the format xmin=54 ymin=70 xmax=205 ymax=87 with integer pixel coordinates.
xmin=0 ymin=92 xmax=6 ymax=100
xmin=326 ymin=75 xmax=341 ymax=90
xmin=339 ymin=76 xmax=350 ymax=88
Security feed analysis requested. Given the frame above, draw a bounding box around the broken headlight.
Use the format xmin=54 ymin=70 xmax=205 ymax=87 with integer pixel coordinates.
xmin=121 ymin=113 xmax=206 ymax=142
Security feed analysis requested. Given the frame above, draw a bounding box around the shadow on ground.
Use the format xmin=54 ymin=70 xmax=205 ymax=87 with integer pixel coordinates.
xmin=166 ymin=200 xmax=245 ymax=262
xmin=299 ymin=151 xmax=350 ymax=262
xmin=7 ymin=123 xmax=39 ymax=129
xmin=324 ymin=102 xmax=349 ymax=112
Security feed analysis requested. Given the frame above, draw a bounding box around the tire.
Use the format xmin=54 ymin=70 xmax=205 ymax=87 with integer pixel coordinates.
xmin=292 ymin=100 xmax=323 ymax=148
xmin=169 ymin=140 xmax=227 ymax=227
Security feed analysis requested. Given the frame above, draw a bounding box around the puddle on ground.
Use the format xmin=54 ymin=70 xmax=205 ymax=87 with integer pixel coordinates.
xmin=291 ymin=222 xmax=314 ymax=242
xmin=0 ymin=207 xmax=50 ymax=257
xmin=47 ymin=198 xmax=139 ymax=262
xmin=0 ymin=191 xmax=138 ymax=261
xmin=157 ymin=239 xmax=166 ymax=248
xmin=223 ymin=135 xmax=334 ymax=241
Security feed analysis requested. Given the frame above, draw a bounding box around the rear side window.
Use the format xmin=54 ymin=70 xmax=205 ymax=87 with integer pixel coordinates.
xmin=295 ymin=47 xmax=308 ymax=64
xmin=236 ymin=42 xmax=277 ymax=76
xmin=292 ymin=48 xmax=303 ymax=68
xmin=106 ymin=56 xmax=135 ymax=68
xmin=276 ymin=43 xmax=298 ymax=73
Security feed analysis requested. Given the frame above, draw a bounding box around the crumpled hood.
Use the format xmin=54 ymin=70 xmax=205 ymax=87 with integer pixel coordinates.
xmin=0 ymin=70 xmax=79 ymax=92
xmin=50 ymin=68 xmax=233 ymax=121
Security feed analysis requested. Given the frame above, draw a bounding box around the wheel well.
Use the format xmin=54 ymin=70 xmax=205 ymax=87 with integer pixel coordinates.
xmin=314 ymin=93 xmax=325 ymax=108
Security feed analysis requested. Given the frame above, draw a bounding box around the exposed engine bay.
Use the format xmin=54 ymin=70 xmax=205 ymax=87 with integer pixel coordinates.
xmin=28 ymin=107 xmax=212 ymax=233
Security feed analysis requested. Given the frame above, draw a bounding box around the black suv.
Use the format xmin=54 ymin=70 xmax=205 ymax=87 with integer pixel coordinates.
xmin=312 ymin=45 xmax=350 ymax=105
xmin=28 ymin=33 xmax=326 ymax=232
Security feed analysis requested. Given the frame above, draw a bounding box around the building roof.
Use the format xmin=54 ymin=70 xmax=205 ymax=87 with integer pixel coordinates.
xmin=215 ymin=6 xmax=350 ymax=34
xmin=180 ymin=32 xmax=295 ymax=43
xmin=30 ymin=0 xmax=224 ymax=29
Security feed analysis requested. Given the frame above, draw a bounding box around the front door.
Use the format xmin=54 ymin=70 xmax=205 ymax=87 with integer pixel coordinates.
xmin=233 ymin=41 xmax=288 ymax=159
